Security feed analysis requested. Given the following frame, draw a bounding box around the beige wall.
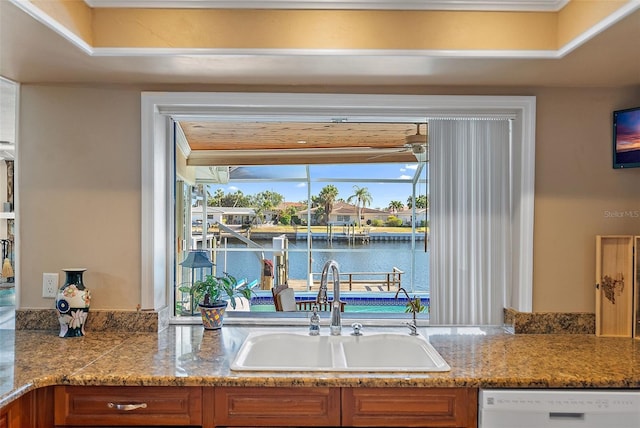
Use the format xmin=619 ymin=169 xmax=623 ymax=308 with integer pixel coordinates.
xmin=19 ymin=85 xmax=141 ymax=309
xmin=17 ymin=84 xmax=640 ymax=312
xmin=532 ymin=87 xmax=640 ymax=312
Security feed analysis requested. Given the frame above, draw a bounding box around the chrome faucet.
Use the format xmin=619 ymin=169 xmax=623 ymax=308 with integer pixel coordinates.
xmin=395 ymin=287 xmax=420 ymax=335
xmin=317 ymin=260 xmax=342 ymax=335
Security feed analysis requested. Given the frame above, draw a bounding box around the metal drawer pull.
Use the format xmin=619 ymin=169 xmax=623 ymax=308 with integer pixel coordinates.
xmin=107 ymin=402 xmax=148 ymax=411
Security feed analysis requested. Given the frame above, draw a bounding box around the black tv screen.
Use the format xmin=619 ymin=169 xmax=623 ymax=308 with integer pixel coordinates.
xmin=613 ymin=106 xmax=640 ymax=169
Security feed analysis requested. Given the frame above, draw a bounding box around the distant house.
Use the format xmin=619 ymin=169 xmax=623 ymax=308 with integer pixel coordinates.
xmin=192 ymin=205 xmax=255 ymax=226
xmin=298 ymin=201 xmax=389 ymax=226
xmin=395 ymin=208 xmax=428 ymax=226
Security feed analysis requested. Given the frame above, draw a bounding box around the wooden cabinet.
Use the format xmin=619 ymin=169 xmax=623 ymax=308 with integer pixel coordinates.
xmin=0 ymin=395 xmax=24 ymax=428
xmin=342 ymin=387 xmax=477 ymax=427
xmin=214 ymin=386 xmax=341 ymax=427
xmin=0 ymin=387 xmax=54 ymax=428
xmin=0 ymin=385 xmax=477 ymax=428
xmin=212 ymin=386 xmax=477 ymax=428
xmin=54 ymin=386 xmax=202 ymax=426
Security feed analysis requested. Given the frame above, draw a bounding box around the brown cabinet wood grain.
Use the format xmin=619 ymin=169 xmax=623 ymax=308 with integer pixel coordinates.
xmin=1 ymin=390 xmax=34 ymax=428
xmin=342 ymin=387 xmax=477 ymax=428
xmin=33 ymin=386 xmax=55 ymax=428
xmin=0 ymin=397 xmax=21 ymax=428
xmin=4 ymin=384 xmax=477 ymax=427
xmin=214 ymin=386 xmax=341 ymax=427
xmin=0 ymin=388 xmax=54 ymax=428
xmin=54 ymin=386 xmax=202 ymax=426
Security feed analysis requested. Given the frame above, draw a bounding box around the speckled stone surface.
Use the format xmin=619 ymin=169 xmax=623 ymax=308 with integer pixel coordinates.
xmin=15 ymin=309 xmax=164 ymax=332
xmin=17 ymin=307 xmax=597 ymax=335
xmin=504 ymin=308 xmax=596 ymax=334
xmin=1 ymin=325 xmax=639 ymax=409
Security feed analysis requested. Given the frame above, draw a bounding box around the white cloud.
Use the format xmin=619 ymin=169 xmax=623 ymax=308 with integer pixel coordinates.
xmin=296 ymin=182 xmax=307 ymax=188
xmin=399 ymin=174 xmax=412 ymax=180
xmin=228 ymin=186 xmax=238 ymax=191
xmin=404 ymin=164 xmax=418 ymax=170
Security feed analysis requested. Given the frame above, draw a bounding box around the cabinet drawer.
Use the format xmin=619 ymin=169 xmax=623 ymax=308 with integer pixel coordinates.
xmin=54 ymin=386 xmax=202 ymax=426
xmin=342 ymin=387 xmax=477 ymax=427
xmin=214 ymin=387 xmax=340 ymax=427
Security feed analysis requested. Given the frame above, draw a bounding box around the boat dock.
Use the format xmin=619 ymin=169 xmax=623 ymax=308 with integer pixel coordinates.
xmin=283 ymin=267 xmax=404 ymax=293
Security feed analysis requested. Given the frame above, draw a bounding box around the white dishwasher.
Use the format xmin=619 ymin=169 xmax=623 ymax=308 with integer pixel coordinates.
xmin=479 ymin=389 xmax=640 ymax=428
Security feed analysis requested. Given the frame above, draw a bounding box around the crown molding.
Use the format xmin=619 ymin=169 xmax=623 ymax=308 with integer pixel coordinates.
xmin=84 ymin=0 xmax=569 ymax=12
xmin=15 ymin=0 xmax=639 ymax=61
xmin=90 ymin=47 xmax=561 ymax=59
xmin=10 ymin=0 xmax=93 ymax=54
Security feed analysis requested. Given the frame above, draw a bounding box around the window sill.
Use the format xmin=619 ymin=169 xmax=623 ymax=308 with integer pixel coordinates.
xmin=171 ymin=312 xmax=427 ymax=327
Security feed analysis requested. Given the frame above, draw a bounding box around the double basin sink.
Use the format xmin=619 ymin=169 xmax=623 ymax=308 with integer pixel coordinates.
xmin=231 ymin=331 xmax=450 ymax=372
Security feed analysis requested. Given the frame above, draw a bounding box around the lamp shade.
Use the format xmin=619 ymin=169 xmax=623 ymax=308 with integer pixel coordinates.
xmin=180 ymin=250 xmax=213 ymax=268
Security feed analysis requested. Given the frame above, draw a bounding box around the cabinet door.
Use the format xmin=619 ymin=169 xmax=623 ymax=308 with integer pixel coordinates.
xmin=1 ymin=391 xmax=33 ymax=428
xmin=214 ymin=386 xmax=340 ymax=427
xmin=0 ymin=399 xmax=21 ymax=428
xmin=54 ymin=386 xmax=202 ymax=426
xmin=0 ymin=387 xmax=54 ymax=428
xmin=342 ymin=387 xmax=477 ymax=428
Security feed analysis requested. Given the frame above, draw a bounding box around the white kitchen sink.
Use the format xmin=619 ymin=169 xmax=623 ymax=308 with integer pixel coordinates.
xmin=230 ymin=331 xmax=450 ymax=372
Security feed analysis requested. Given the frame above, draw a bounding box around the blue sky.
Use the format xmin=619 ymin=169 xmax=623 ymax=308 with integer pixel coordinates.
xmin=209 ymin=163 xmax=427 ymax=210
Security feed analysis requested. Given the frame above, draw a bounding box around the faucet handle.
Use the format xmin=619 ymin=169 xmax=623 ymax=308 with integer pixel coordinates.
xmin=309 ymin=304 xmax=321 ymax=336
xmin=350 ymin=322 xmax=363 ymax=336
xmin=404 ymin=320 xmax=419 ymax=336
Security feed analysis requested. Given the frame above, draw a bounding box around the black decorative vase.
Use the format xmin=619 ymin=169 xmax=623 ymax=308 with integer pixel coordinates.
xmin=55 ymin=268 xmax=91 ymax=337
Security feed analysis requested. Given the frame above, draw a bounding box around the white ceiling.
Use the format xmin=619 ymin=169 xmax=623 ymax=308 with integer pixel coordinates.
xmin=1 ymin=1 xmax=639 ymax=87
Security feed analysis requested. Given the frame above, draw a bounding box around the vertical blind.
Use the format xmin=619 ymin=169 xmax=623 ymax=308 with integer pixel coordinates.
xmin=429 ymin=118 xmax=511 ymax=325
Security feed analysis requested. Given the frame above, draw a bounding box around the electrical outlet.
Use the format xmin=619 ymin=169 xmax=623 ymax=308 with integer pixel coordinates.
xmin=42 ymin=273 xmax=59 ymax=298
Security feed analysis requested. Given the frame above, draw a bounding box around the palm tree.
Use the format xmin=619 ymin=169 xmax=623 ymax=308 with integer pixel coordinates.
xmin=347 ymin=185 xmax=373 ymax=228
xmin=318 ymin=185 xmax=339 ymax=225
xmin=388 ymin=200 xmax=404 ymax=213
xmin=414 ymin=194 xmax=429 ymax=209
xmin=209 ymin=188 xmax=225 ymax=207
xmin=407 ymin=194 xmax=429 ymax=210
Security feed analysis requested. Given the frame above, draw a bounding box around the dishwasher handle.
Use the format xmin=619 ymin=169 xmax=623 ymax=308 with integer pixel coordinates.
xmin=549 ymin=412 xmax=585 ymax=421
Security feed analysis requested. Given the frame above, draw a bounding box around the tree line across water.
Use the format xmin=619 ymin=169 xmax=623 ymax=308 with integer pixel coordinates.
xmin=206 ymin=185 xmax=428 ymax=227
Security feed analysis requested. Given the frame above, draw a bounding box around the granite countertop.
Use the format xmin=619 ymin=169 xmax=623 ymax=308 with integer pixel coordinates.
xmin=2 ymin=325 xmax=640 ymax=408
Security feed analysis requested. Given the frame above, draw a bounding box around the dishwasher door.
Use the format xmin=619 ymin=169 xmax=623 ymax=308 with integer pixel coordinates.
xmin=479 ymin=389 xmax=640 ymax=428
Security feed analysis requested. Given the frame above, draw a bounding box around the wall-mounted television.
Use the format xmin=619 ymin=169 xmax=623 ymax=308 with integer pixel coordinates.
xmin=613 ymin=106 xmax=640 ymax=169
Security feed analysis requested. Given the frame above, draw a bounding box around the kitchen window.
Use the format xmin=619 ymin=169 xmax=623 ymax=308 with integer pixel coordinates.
xmin=141 ymin=92 xmax=535 ymax=325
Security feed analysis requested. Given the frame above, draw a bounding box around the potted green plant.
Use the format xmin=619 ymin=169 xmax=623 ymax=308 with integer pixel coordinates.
xmin=180 ymin=273 xmax=254 ymax=329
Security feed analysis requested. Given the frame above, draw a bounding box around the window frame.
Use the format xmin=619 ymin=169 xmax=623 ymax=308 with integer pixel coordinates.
xmin=141 ymin=92 xmax=536 ymax=322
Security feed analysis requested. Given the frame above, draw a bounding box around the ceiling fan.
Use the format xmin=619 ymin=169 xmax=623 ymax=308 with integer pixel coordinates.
xmin=368 ymin=123 xmax=428 ymax=162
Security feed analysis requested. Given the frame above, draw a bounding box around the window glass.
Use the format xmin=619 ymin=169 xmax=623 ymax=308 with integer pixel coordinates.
xmin=174 ymin=162 xmax=429 ymax=318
